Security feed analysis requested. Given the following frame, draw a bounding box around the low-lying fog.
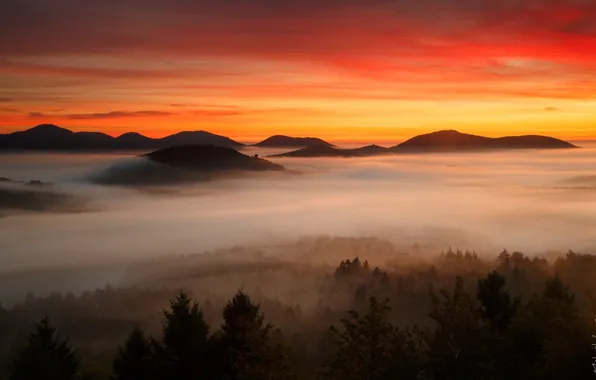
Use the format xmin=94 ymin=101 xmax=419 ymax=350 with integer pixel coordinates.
xmin=1 ymin=144 xmax=595 ymax=302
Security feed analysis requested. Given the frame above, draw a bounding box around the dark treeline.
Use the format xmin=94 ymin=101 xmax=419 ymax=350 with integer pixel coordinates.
xmin=1 ymin=248 xmax=595 ymax=379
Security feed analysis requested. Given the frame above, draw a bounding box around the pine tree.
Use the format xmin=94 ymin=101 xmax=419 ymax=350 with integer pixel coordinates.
xmin=214 ymin=290 xmax=289 ymax=380
xmin=112 ymin=326 xmax=155 ymax=380
xmin=325 ymin=297 xmax=419 ymax=380
xmin=426 ymin=277 xmax=494 ymax=380
xmin=477 ymin=271 xmax=519 ymax=334
xmin=9 ymin=317 xmax=79 ymax=380
xmin=159 ymin=292 xmax=210 ymax=380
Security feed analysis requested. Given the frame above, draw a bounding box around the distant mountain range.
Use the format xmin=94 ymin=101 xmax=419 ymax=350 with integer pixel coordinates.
xmin=0 ymin=125 xmax=577 ymax=154
xmin=274 ymin=130 xmax=577 ymax=157
xmin=0 ymin=124 xmax=243 ymax=150
xmin=0 ymin=125 xmax=336 ymax=151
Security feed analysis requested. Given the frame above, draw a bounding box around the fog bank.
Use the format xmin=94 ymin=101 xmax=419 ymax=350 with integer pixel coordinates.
xmin=0 ymin=145 xmax=595 ymax=276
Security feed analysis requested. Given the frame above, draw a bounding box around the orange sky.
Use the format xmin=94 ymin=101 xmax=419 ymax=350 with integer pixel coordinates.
xmin=1 ymin=0 xmax=596 ymax=143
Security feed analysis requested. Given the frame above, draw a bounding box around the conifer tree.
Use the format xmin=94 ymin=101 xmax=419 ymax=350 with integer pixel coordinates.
xmin=9 ymin=317 xmax=79 ymax=380
xmin=477 ymin=271 xmax=519 ymax=334
xmin=215 ymin=290 xmax=289 ymax=380
xmin=159 ymin=292 xmax=210 ymax=380
xmin=112 ymin=326 xmax=154 ymax=380
xmin=325 ymin=297 xmax=419 ymax=380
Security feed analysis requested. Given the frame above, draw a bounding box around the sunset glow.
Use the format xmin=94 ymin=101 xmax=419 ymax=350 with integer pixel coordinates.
xmin=1 ymin=0 xmax=596 ymax=142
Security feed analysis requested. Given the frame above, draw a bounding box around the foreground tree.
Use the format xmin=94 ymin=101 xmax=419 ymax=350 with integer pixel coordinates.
xmin=158 ymin=292 xmax=210 ymax=380
xmin=426 ymin=277 xmax=494 ymax=380
xmin=477 ymin=271 xmax=519 ymax=335
xmin=9 ymin=317 xmax=79 ymax=380
xmin=508 ymin=276 xmax=592 ymax=380
xmin=325 ymin=297 xmax=420 ymax=380
xmin=212 ymin=290 xmax=289 ymax=380
xmin=112 ymin=326 xmax=155 ymax=380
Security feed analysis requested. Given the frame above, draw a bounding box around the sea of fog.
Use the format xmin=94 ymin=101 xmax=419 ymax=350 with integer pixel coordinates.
xmin=0 ymin=144 xmax=596 ymax=301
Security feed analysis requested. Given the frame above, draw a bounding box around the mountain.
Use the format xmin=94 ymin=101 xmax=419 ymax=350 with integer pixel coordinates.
xmin=255 ymin=135 xmax=333 ymax=147
xmin=0 ymin=125 xmax=244 ymax=151
xmin=94 ymin=145 xmax=284 ymax=187
xmin=115 ymin=132 xmax=156 ymax=149
xmin=273 ymin=144 xmax=389 ymax=158
xmin=272 ymin=130 xmax=576 ymax=158
xmin=392 ymin=130 xmax=577 ymax=152
xmin=160 ymin=131 xmax=243 ymax=148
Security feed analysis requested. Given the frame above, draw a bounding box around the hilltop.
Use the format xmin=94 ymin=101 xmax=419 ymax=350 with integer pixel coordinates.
xmin=273 ymin=144 xmax=389 ymax=158
xmin=254 ymin=135 xmax=333 ymax=148
xmin=0 ymin=178 xmax=87 ymax=215
xmin=391 ymin=130 xmax=576 ymax=152
xmin=145 ymin=145 xmax=284 ymax=172
xmin=94 ymin=145 xmax=284 ymax=187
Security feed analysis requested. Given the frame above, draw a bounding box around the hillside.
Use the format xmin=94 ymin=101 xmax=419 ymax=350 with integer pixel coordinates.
xmin=145 ymin=145 xmax=284 ymax=172
xmin=0 ymin=179 xmax=87 ymax=215
xmin=255 ymin=135 xmax=333 ymax=148
xmin=392 ymin=130 xmax=576 ymax=152
xmin=0 ymin=124 xmax=244 ymax=150
xmin=273 ymin=144 xmax=390 ymax=158
xmin=94 ymin=145 xmax=284 ymax=186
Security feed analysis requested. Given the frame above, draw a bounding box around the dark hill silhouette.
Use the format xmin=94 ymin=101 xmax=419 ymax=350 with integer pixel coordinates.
xmin=274 ymin=131 xmax=576 ymax=157
xmin=160 ymin=131 xmax=242 ymax=148
xmin=0 ymin=125 xmax=244 ymax=151
xmin=94 ymin=145 xmax=284 ymax=187
xmin=392 ymin=130 xmax=576 ymax=152
xmin=0 ymin=178 xmax=87 ymax=215
xmin=272 ymin=144 xmax=390 ymax=158
xmin=115 ymin=132 xmax=156 ymax=149
xmin=145 ymin=145 xmax=284 ymax=172
xmin=255 ymin=135 xmax=333 ymax=147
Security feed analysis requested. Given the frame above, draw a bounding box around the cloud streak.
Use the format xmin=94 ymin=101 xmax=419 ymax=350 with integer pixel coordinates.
xmin=28 ymin=110 xmax=174 ymax=120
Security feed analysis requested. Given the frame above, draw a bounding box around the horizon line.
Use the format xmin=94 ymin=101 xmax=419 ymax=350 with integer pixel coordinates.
xmin=1 ymin=123 xmax=594 ymax=144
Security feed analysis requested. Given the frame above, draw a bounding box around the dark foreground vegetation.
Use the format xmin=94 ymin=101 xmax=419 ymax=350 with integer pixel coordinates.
xmin=1 ymin=247 xmax=595 ymax=379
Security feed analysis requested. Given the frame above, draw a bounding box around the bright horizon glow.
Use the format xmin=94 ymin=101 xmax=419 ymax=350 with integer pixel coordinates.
xmin=1 ymin=1 xmax=596 ymax=142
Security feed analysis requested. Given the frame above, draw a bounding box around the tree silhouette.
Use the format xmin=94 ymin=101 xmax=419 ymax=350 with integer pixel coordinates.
xmin=477 ymin=271 xmax=519 ymax=334
xmin=9 ymin=317 xmax=79 ymax=380
xmin=543 ymin=276 xmax=575 ymax=305
xmin=426 ymin=277 xmax=494 ymax=380
xmin=325 ymin=297 xmax=420 ymax=380
xmin=112 ymin=326 xmax=155 ymax=380
xmin=159 ymin=292 xmax=210 ymax=380
xmin=214 ymin=290 xmax=289 ymax=380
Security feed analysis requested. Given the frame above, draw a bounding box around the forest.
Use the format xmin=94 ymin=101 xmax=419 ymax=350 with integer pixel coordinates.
xmin=0 ymin=240 xmax=595 ymax=380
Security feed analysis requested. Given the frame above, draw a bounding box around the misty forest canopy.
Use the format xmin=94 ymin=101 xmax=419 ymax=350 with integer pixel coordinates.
xmin=0 ymin=244 xmax=595 ymax=380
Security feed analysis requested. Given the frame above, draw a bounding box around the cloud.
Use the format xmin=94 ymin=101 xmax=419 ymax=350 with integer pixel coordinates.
xmin=170 ymin=103 xmax=198 ymax=108
xmin=189 ymin=109 xmax=243 ymax=117
xmin=1 ymin=0 xmax=596 ymax=128
xmin=65 ymin=111 xmax=174 ymax=120
xmin=0 ymin=98 xmax=13 ymax=103
xmin=1 ymin=0 xmax=595 ymax=63
xmin=545 ymin=106 xmax=559 ymax=111
xmin=27 ymin=110 xmax=174 ymax=120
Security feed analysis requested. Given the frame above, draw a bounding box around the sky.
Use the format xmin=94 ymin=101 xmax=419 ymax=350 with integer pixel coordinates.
xmin=1 ymin=0 xmax=596 ymax=142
